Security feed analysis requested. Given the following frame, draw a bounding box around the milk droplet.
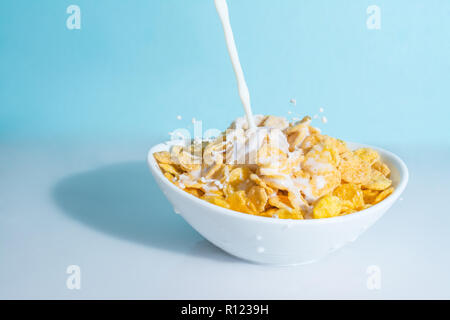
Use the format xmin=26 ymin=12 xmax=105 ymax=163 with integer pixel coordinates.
xmin=174 ymin=208 xmax=181 ymax=214
xmin=256 ymin=235 xmax=262 ymax=241
xmin=176 ymin=115 xmax=182 ymax=120
xmin=321 ymin=116 xmax=328 ymax=124
xmin=290 ymin=99 xmax=296 ymax=105
xmin=257 ymin=246 xmax=265 ymax=253
xmin=319 ymin=107 xmax=324 ymax=113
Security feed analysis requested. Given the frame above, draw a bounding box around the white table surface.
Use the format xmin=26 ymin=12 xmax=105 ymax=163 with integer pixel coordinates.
xmin=1 ymin=139 xmax=449 ymax=299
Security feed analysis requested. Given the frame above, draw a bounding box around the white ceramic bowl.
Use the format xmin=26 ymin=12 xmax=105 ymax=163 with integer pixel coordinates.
xmin=147 ymin=141 xmax=408 ymax=265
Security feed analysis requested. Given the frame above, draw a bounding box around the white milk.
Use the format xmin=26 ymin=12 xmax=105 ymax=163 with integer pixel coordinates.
xmin=214 ymin=0 xmax=256 ymax=129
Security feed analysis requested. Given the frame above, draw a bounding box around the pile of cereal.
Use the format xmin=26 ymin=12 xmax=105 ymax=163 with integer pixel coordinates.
xmin=154 ymin=115 xmax=394 ymax=219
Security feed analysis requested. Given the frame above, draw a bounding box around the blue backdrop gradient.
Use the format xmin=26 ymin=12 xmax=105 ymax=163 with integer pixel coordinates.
xmin=1 ymin=0 xmax=449 ymax=146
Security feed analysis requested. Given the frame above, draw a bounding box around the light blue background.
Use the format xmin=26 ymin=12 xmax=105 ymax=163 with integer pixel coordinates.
xmin=1 ymin=0 xmax=450 ymax=146
xmin=1 ymin=1 xmax=450 ymax=299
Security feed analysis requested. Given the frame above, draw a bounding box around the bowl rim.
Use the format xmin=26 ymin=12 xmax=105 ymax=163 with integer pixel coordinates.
xmin=148 ymin=140 xmax=409 ymax=225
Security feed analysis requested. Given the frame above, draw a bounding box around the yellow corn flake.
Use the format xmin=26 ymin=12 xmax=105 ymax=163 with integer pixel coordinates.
xmin=202 ymin=189 xmax=224 ymax=197
xmin=333 ymin=183 xmax=364 ymax=210
xmin=286 ymin=116 xmax=311 ymax=151
xmin=311 ymin=169 xmax=341 ymax=199
xmin=183 ymin=181 xmax=204 ymax=189
xmin=258 ymin=161 xmax=289 ymax=177
xmin=340 ymin=211 xmax=356 ymax=216
xmin=227 ymin=190 xmax=255 ymax=214
xmin=354 ymin=148 xmax=380 ymax=165
xmin=205 ymin=163 xmax=227 ymax=181
xmin=204 ymin=161 xmax=223 ymax=179
xmin=229 ymin=167 xmax=249 ymax=184
xmin=302 ymin=145 xmax=339 ymax=175
xmin=222 ymin=184 xmax=235 ymax=198
xmin=249 ymin=173 xmax=274 ymax=195
xmin=247 ymin=186 xmax=268 ymax=213
xmin=340 ymin=200 xmax=355 ymax=213
xmin=287 ymin=191 xmax=307 ymax=210
xmin=259 ymin=208 xmax=278 ymax=218
xmin=227 ymin=167 xmax=254 ymax=194
xmin=256 ymin=142 xmax=287 ymax=166
xmin=287 ymin=130 xmax=308 ymax=152
xmin=185 ymin=188 xmax=204 ymax=198
xmin=362 ymin=189 xmax=380 ymax=204
xmin=285 ymin=116 xmax=311 ymax=135
xmin=154 ymin=151 xmax=173 ymax=164
xmin=324 ymin=147 xmax=340 ymax=168
xmin=363 ymin=169 xmax=392 ymax=190
xmin=321 ymin=136 xmax=345 ymax=165
xmin=177 ymin=150 xmax=201 ymax=172
xmin=202 ymin=137 xmax=225 ymax=166
xmin=338 ymin=152 xmax=372 ymax=185
xmin=268 ymin=194 xmax=292 ymax=210
xmin=313 ymin=195 xmax=342 ymax=219
xmin=340 ymin=207 xmax=355 ymax=216
xmin=163 ymin=172 xmax=174 ymax=182
xmin=372 ymin=160 xmax=391 ymax=177
xmin=260 ymin=176 xmax=290 ymax=192
xmin=276 ymin=208 xmax=303 ymax=220
xmin=325 ymin=136 xmax=349 ymax=155
xmin=169 ymin=145 xmax=183 ymax=163
xmin=374 ymin=187 xmax=394 ymax=204
xmin=300 ymin=133 xmax=323 ymax=152
xmin=262 ymin=115 xmax=289 ymax=130
xmin=202 ymin=195 xmax=230 ymax=209
xmin=158 ymin=163 xmax=181 ymax=176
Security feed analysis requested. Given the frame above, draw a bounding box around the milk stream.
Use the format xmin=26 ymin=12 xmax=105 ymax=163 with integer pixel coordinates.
xmin=214 ymin=0 xmax=256 ymax=129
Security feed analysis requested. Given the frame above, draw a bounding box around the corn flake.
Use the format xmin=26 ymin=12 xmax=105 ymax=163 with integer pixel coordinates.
xmin=362 ymin=189 xmax=380 ymax=204
xmin=276 ymin=208 xmax=303 ymax=220
xmin=313 ymin=195 xmax=342 ymax=219
xmin=268 ymin=194 xmax=292 ymax=210
xmin=154 ymin=151 xmax=172 ymax=164
xmin=202 ymin=195 xmax=230 ymax=209
xmin=247 ymin=186 xmax=268 ymax=212
xmin=227 ymin=190 xmax=255 ymax=214
xmin=354 ymin=148 xmax=380 ymax=165
xmin=158 ymin=163 xmax=181 ymax=176
xmin=333 ymin=183 xmax=364 ymax=210
xmin=374 ymin=187 xmax=394 ymax=204
xmin=372 ymin=160 xmax=391 ymax=177
xmin=339 ymin=152 xmax=372 ymax=185
xmin=363 ymin=169 xmax=392 ymax=191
